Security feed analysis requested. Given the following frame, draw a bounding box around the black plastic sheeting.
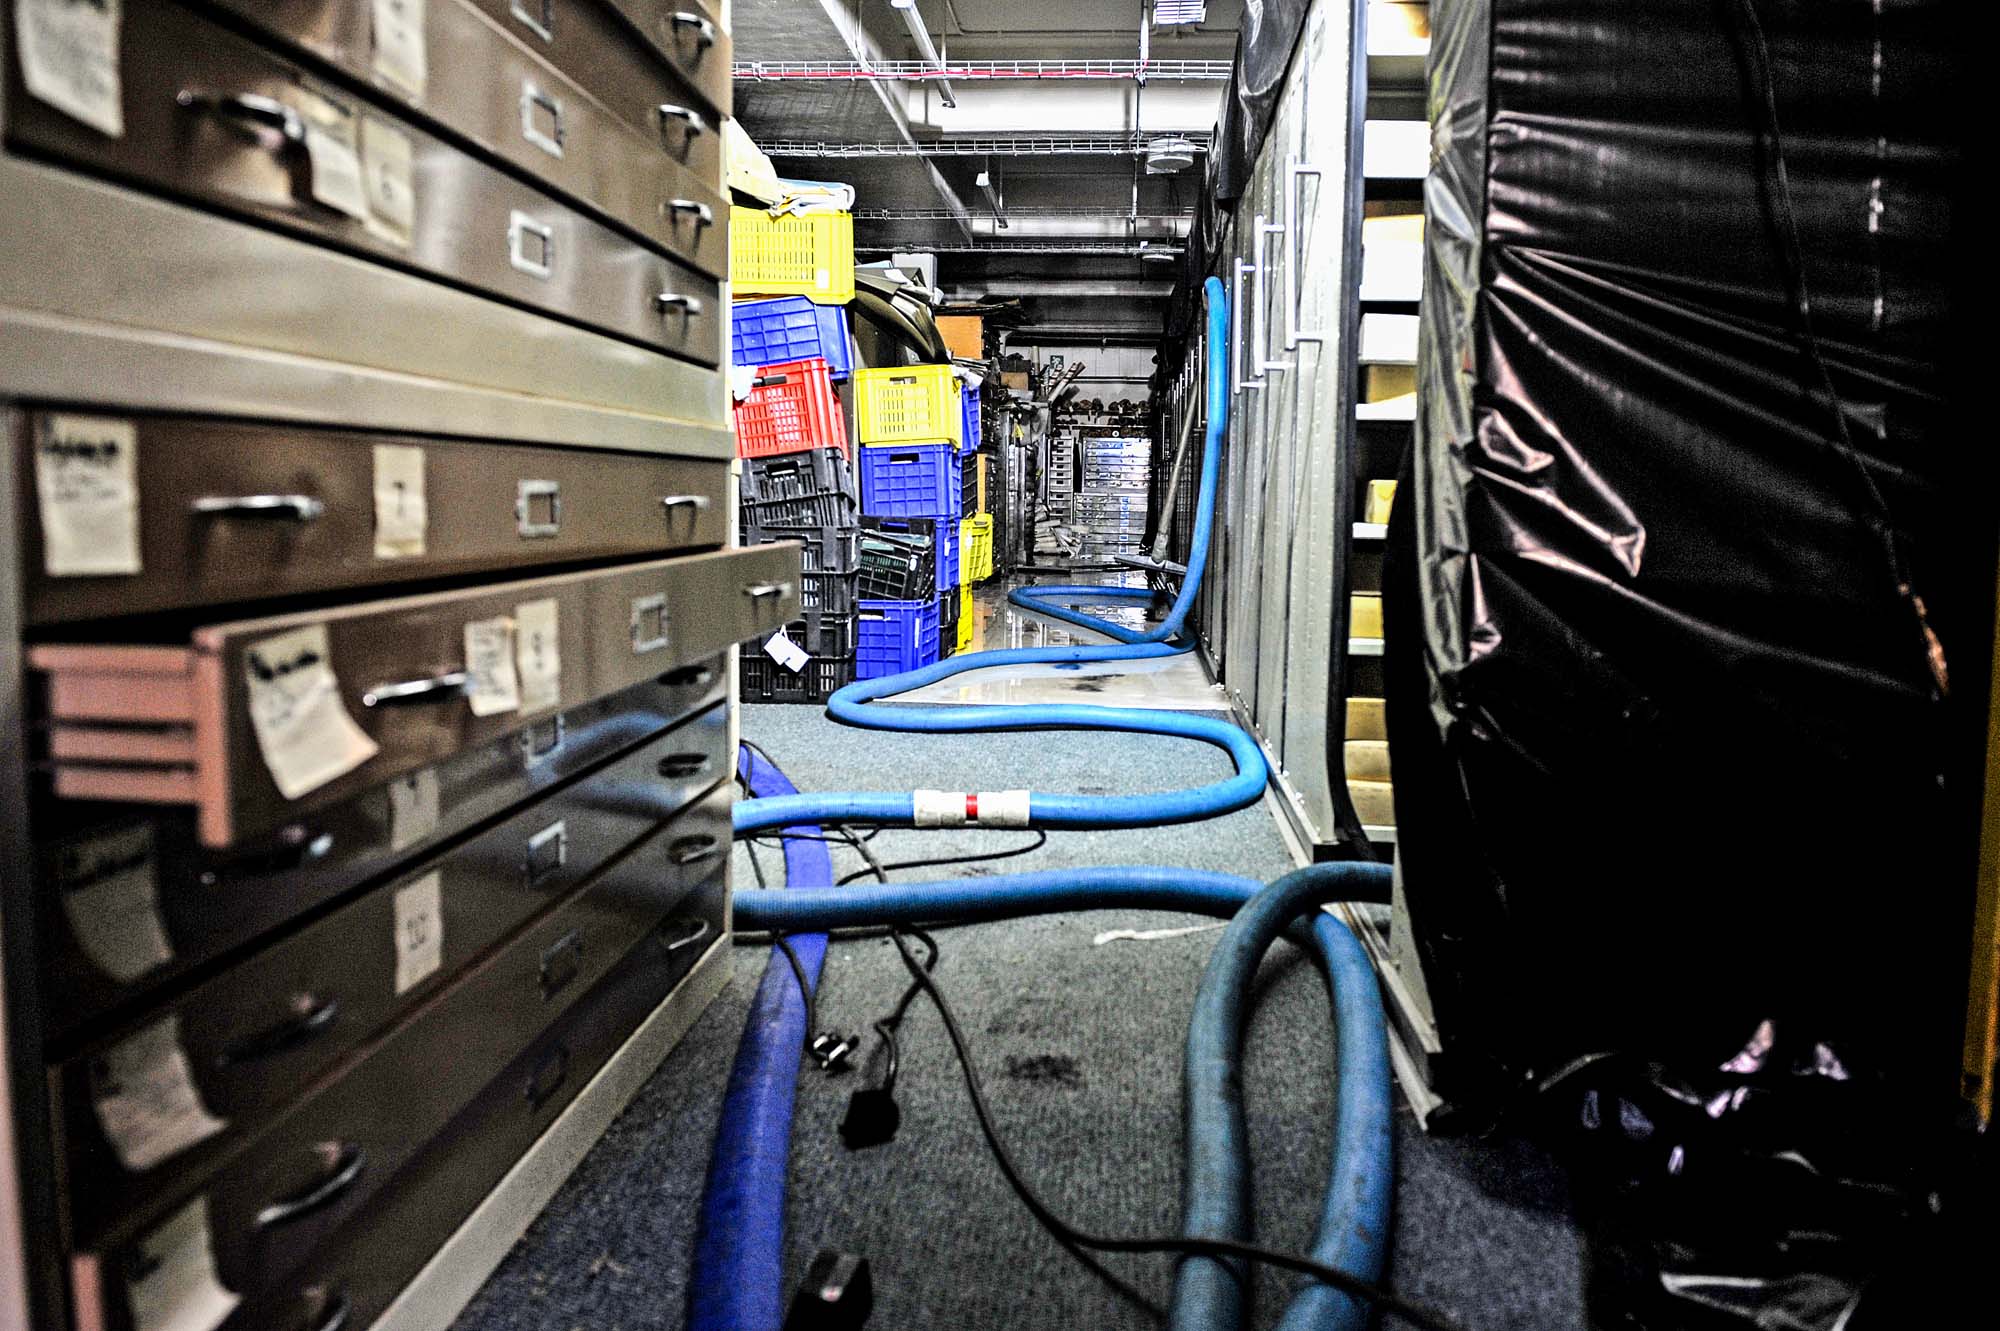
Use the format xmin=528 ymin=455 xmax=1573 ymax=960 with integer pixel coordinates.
xmin=1388 ymin=1 xmax=1985 ymax=1326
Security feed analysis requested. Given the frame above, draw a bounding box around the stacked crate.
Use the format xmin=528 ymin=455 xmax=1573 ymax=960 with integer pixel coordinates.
xmin=855 ymin=364 xmax=971 ymax=664
xmin=732 ymin=300 xmax=862 ymax=701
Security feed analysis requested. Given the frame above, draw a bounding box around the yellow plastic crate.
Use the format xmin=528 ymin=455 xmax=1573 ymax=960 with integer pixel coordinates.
xmin=856 ymin=365 xmax=962 ymax=447
xmin=961 ymin=514 xmax=994 ymax=583
xmin=730 ymin=207 xmax=855 ymax=305
xmin=955 ymin=586 xmax=973 ymax=653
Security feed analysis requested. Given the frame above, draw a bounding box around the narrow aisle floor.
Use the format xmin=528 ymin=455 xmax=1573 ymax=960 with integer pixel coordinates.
xmin=454 ymin=580 xmax=1590 ymax=1331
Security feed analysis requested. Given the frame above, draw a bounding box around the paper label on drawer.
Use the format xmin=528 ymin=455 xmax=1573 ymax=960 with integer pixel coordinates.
xmin=14 ymin=0 xmax=123 ymax=138
xmin=360 ymin=115 xmax=416 ymax=248
xmin=463 ymin=614 xmax=522 ymax=716
xmin=126 ymin=1197 xmax=240 ymax=1331
xmin=370 ymin=0 xmax=428 ymax=98
xmin=372 ymin=442 xmax=427 ymax=558
xmin=763 ymin=630 xmax=809 ymax=674
xmin=297 ymin=90 xmax=369 ymax=221
xmin=387 ymin=767 xmax=439 ymax=852
xmin=514 ymin=597 xmax=561 ymax=714
xmin=393 ymin=869 xmax=444 ymax=994
xmin=36 ymin=413 xmax=140 ymax=577
xmin=57 ymin=823 xmax=173 ymax=984
xmin=90 ymin=1015 xmax=226 ymax=1173
xmin=244 ymin=623 xmax=380 ymax=801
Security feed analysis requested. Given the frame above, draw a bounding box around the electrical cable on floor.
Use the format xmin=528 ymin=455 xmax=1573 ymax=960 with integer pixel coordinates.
xmin=885 ymin=931 xmax=1467 ymax=1331
xmin=834 ymin=831 xmax=1048 ymax=885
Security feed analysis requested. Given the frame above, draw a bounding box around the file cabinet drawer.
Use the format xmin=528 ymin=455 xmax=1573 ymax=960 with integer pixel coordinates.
xmin=20 ymin=412 xmax=727 ymax=624
xmin=199 ymin=0 xmax=728 ymax=277
xmin=471 ymin=0 xmax=726 ymax=174
xmin=63 ymin=783 xmax=728 ymax=1269
xmin=3 ymin=0 xmax=722 ymax=364
xmin=40 ymin=665 xmax=725 ymax=1042
xmin=219 ymin=882 xmax=725 ymax=1331
xmin=30 ymin=544 xmax=796 ymax=847
xmin=600 ymin=0 xmax=731 ymax=118
xmin=49 ymin=725 xmax=727 ymax=1232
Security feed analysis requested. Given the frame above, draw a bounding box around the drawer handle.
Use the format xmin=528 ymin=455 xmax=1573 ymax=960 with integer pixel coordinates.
xmin=660 ymin=917 xmax=712 ymax=953
xmin=742 ymin=582 xmax=789 ymax=601
xmin=539 ymin=930 xmax=583 ymax=999
xmin=256 ymin=1142 xmax=366 ymax=1229
xmin=520 ymin=81 xmax=565 ymax=158
xmin=667 ymin=198 xmax=715 ymax=227
xmin=671 ymin=835 xmax=721 ymax=866
xmin=509 ymin=0 xmax=554 ymax=42
xmin=175 ymin=90 xmax=305 ymax=147
xmin=656 ymin=103 xmax=710 ymax=139
xmin=508 ymin=211 xmax=555 ymax=280
xmin=362 ymin=671 xmax=472 ymax=708
xmin=192 ymin=494 xmax=325 ymax=522
xmin=662 ymin=664 xmax=713 ymax=688
xmin=218 ymin=996 xmax=341 ymax=1067
xmin=524 ymin=820 xmax=568 ymax=885
xmin=657 ymin=752 xmax=711 ymax=779
xmin=661 ymin=493 xmax=711 ymax=516
xmin=655 ymin=292 xmax=705 ymax=318
xmin=670 ymin=11 xmax=718 ymax=49
xmin=525 ymin=1044 xmax=569 ymax=1109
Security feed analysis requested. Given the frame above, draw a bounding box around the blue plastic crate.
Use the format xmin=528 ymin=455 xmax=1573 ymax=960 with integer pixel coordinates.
xmin=856 ymin=598 xmax=941 ymax=679
xmin=859 ymin=443 xmax=961 ymax=519
xmin=960 ymin=384 xmax=981 ymax=451
xmin=936 ymin=524 xmax=959 ymax=590
xmin=731 ymin=296 xmax=853 ymax=379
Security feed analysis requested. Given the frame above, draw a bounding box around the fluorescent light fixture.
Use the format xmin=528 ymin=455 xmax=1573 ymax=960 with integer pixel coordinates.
xmin=1153 ymin=1 xmax=1207 ymax=23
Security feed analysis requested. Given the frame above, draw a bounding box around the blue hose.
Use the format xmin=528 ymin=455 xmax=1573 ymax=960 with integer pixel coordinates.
xmin=1175 ymin=863 xmax=1393 ymax=1331
xmin=687 ymin=748 xmax=831 ymax=1331
xmin=732 ymin=277 xmax=1248 ymax=841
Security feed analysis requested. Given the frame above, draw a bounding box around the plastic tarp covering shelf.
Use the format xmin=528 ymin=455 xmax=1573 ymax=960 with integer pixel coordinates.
xmin=1390 ymin=1 xmax=1984 ymax=1327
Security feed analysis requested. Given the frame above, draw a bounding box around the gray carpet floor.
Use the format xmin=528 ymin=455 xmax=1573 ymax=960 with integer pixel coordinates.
xmin=451 ymin=704 xmax=1591 ymax=1331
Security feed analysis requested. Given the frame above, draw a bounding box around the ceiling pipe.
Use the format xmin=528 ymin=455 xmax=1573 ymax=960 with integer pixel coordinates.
xmin=887 ymin=0 xmax=958 ymax=109
xmin=975 ymin=164 xmax=1007 ymax=228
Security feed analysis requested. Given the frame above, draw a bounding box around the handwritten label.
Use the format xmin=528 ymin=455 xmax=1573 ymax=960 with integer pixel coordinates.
xmin=90 ymin=1015 xmax=226 ymax=1173
xmin=762 ymin=630 xmax=810 ymax=674
xmin=514 ymin=597 xmax=561 ymax=714
xmin=360 ymin=115 xmax=416 ymax=248
xmin=243 ymin=624 xmax=379 ymax=800
xmin=463 ymin=614 xmax=522 ymax=716
xmin=295 ymin=89 xmax=369 ymax=220
xmin=126 ymin=1198 xmax=240 ymax=1331
xmin=372 ymin=443 xmax=426 ymax=559
xmin=14 ymin=0 xmax=123 ymax=137
xmin=370 ymin=0 xmax=427 ymax=98
xmin=58 ymin=823 xmax=172 ymax=984
xmin=387 ymin=767 xmax=439 ymax=852
xmin=393 ymin=870 xmax=443 ymax=994
xmin=36 ymin=413 xmax=140 ymax=576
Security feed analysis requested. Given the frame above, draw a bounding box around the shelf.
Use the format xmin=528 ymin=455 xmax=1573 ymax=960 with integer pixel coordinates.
xmin=1353 ymin=522 xmax=1388 ymax=541
xmin=1357 ymin=397 xmax=1417 ymax=423
xmin=1350 ymin=637 xmax=1385 ymax=657
xmin=1364 ymin=824 xmax=1400 ymax=844
xmin=1363 ymin=120 xmax=1430 ymax=179
xmin=1359 ymin=312 xmax=1420 ymax=365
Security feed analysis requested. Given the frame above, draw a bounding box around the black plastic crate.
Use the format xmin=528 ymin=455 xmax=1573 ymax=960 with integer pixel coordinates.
xmin=780 ymin=612 xmax=857 ymax=659
xmin=740 ymin=654 xmax=855 ymax=704
xmin=800 ymin=571 xmax=859 ymax=618
xmin=745 ymin=526 xmax=860 ymax=575
xmin=857 ymin=516 xmax=938 ymax=600
xmin=741 ymin=490 xmax=858 ymax=530
xmin=742 ymin=447 xmax=858 ymax=504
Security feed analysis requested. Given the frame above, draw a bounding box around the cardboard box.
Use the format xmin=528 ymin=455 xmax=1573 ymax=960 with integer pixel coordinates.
xmin=1000 ymin=371 xmax=1031 ymax=391
xmin=1348 ymin=779 xmax=1396 ymax=827
xmin=937 ymin=315 xmax=985 ymax=360
xmin=1351 ymin=594 xmax=1384 ymax=639
xmin=1344 ymin=739 xmax=1392 ymax=781
xmin=1362 ymin=364 xmax=1416 ymax=402
xmin=1364 ymin=479 xmax=1398 ymax=525
xmin=1346 ymin=697 xmax=1387 ymax=740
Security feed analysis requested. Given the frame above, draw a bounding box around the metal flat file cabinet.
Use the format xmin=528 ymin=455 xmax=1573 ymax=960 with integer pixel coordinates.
xmin=0 ymin=4 xmax=763 ymax=1329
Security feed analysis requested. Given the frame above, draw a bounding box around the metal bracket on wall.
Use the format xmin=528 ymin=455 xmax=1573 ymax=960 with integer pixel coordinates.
xmin=1232 ymin=259 xmax=1264 ymax=394
xmin=1285 ymin=160 xmax=1329 ymax=349
xmin=1255 ymin=213 xmax=1295 ymax=375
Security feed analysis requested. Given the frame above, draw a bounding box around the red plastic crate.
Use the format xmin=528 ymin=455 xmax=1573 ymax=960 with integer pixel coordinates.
xmin=734 ymin=358 xmax=848 ymax=459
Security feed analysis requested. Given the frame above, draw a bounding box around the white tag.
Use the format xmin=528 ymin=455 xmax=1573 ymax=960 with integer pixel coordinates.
xmin=371 ymin=443 xmax=426 ymax=559
xmin=463 ymin=615 xmax=521 ymax=717
xmin=297 ymin=90 xmax=369 ymax=220
xmin=370 ymin=0 xmax=428 ymax=98
xmin=360 ymin=116 xmax=416 ymax=248
xmin=58 ymin=824 xmax=172 ymax=984
xmin=126 ymin=1198 xmax=240 ymax=1331
xmin=386 ymin=767 xmax=439 ymax=853
xmin=762 ymin=631 xmax=810 ymax=674
xmin=243 ymin=624 xmax=380 ymax=801
xmin=90 ymin=1016 xmax=226 ymax=1173
xmin=36 ymin=413 xmax=140 ymax=577
xmin=14 ymin=0 xmax=123 ymax=137
xmin=392 ymin=870 xmax=443 ymax=994
xmin=514 ymin=598 xmax=561 ymax=714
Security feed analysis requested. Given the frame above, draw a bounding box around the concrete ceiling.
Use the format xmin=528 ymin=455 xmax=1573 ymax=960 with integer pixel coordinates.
xmin=732 ymin=0 xmax=1241 ymax=345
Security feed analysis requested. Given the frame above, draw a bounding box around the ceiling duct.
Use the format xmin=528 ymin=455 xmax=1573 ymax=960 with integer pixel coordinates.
xmin=1153 ymin=1 xmax=1208 ymax=24
xmin=1144 ymin=136 xmax=1199 ymax=174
